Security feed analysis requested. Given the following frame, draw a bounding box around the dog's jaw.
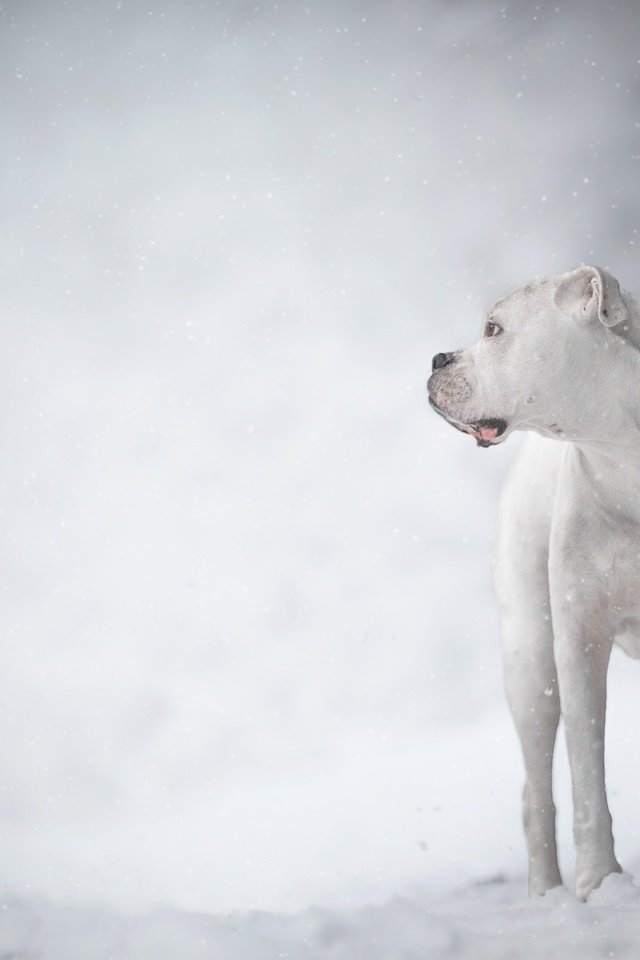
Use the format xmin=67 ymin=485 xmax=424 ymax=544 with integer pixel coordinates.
xmin=428 ymin=396 xmax=508 ymax=447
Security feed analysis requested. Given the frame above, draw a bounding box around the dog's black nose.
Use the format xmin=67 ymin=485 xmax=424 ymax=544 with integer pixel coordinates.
xmin=432 ymin=352 xmax=455 ymax=372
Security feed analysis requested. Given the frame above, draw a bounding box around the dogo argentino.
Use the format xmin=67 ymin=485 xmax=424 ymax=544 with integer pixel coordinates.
xmin=427 ymin=265 xmax=640 ymax=901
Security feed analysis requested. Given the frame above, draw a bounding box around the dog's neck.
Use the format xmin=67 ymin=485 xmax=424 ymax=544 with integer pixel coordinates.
xmin=561 ymin=305 xmax=640 ymax=471
xmin=613 ymin=287 xmax=640 ymax=352
xmin=597 ymin=291 xmax=640 ymax=462
xmin=567 ymin=436 xmax=640 ymax=523
xmin=570 ymin=360 xmax=640 ymax=476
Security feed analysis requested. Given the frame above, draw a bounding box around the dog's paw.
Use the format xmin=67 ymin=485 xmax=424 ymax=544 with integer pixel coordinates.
xmin=575 ymin=858 xmax=622 ymax=903
xmin=529 ymin=867 xmax=563 ymax=898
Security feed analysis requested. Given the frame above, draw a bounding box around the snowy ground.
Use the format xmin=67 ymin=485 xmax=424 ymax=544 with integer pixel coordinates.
xmin=3 ymin=675 xmax=640 ymax=957
xmin=3 ymin=0 xmax=640 ymax=956
xmin=4 ymin=873 xmax=640 ymax=960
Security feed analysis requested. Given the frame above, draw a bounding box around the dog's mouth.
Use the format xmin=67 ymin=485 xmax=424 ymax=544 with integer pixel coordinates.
xmin=429 ymin=397 xmax=508 ymax=448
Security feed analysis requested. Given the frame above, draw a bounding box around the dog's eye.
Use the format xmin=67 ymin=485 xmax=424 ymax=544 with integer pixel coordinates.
xmin=484 ymin=320 xmax=503 ymax=338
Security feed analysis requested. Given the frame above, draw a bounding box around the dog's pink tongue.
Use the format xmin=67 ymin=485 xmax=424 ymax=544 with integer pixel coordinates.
xmin=478 ymin=425 xmax=499 ymax=441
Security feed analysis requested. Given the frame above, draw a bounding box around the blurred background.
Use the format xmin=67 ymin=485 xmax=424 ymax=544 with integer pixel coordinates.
xmin=1 ymin=0 xmax=640 ymax=915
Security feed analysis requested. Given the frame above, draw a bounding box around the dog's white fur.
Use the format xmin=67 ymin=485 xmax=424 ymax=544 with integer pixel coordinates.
xmin=428 ymin=265 xmax=640 ymax=901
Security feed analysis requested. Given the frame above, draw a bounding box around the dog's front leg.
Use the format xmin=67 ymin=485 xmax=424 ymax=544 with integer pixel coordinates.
xmin=552 ymin=591 xmax=621 ymax=901
xmin=502 ymin=612 xmax=562 ymax=896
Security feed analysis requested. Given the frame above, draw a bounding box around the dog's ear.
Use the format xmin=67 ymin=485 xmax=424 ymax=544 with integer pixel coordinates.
xmin=554 ymin=265 xmax=628 ymax=328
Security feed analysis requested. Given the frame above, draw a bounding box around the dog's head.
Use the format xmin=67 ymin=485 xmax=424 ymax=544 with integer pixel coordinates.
xmin=427 ymin=266 xmax=630 ymax=447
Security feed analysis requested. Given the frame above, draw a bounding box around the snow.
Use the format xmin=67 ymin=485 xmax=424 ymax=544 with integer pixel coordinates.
xmin=4 ymin=874 xmax=640 ymax=960
xmin=3 ymin=673 xmax=640 ymax=955
xmin=2 ymin=0 xmax=640 ymax=956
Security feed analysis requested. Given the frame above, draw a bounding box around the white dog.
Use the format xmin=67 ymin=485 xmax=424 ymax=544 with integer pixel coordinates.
xmin=428 ymin=265 xmax=640 ymax=901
